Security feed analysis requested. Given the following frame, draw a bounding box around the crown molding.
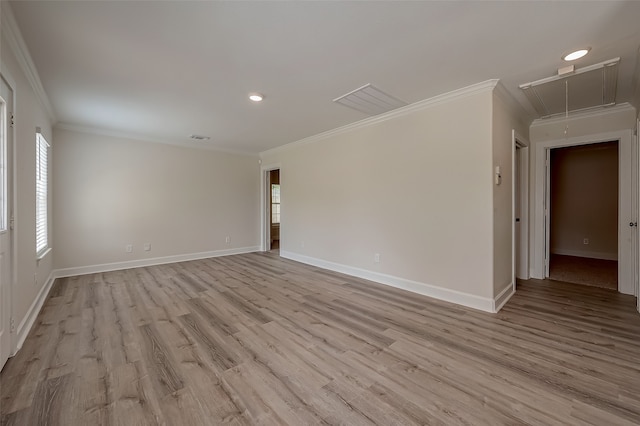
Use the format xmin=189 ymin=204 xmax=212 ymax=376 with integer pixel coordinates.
xmin=54 ymin=122 xmax=259 ymax=157
xmin=529 ymin=102 xmax=636 ymax=128
xmin=493 ymin=80 xmax=534 ymax=127
xmin=260 ymin=79 xmax=499 ymax=158
xmin=1 ymin=1 xmax=56 ymax=122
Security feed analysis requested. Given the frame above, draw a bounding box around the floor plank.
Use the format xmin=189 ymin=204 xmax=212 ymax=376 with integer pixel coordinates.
xmin=1 ymin=253 xmax=639 ymax=425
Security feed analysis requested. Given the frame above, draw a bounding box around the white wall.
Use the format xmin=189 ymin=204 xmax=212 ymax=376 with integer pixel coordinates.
xmin=1 ymin=13 xmax=54 ymax=349
xmin=261 ymin=83 xmax=498 ymax=309
xmin=53 ymin=128 xmax=260 ymax=272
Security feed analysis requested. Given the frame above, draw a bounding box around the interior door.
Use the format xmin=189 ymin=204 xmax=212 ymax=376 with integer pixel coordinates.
xmin=633 ymin=126 xmax=639 ymax=302
xmin=619 ymin=137 xmax=634 ymax=294
xmin=513 ymin=142 xmax=524 ymax=283
xmin=515 ymin=145 xmax=521 ymax=280
xmin=0 ymin=76 xmax=14 ymax=371
xmin=637 ymin=119 xmax=640 ymax=313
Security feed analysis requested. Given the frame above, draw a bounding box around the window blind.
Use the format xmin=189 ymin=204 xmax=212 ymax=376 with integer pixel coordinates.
xmin=271 ymin=184 xmax=280 ymax=224
xmin=36 ymin=130 xmax=49 ymax=255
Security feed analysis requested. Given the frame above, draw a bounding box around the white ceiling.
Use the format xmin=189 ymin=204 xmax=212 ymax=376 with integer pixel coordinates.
xmin=8 ymin=1 xmax=640 ymax=154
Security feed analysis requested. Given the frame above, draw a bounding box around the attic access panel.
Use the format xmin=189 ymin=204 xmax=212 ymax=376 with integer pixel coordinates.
xmin=520 ymin=58 xmax=619 ymax=118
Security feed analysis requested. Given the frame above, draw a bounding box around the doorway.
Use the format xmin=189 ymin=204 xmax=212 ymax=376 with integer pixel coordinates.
xmin=0 ymin=74 xmax=14 ymax=371
xmin=533 ymin=129 xmax=636 ymax=295
xmin=269 ymin=169 xmax=280 ymax=251
xmin=548 ymin=142 xmax=619 ymax=289
xmin=261 ymin=164 xmax=281 ymax=252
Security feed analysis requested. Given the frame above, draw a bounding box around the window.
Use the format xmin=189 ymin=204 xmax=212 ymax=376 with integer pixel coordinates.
xmin=271 ymin=184 xmax=280 ymax=224
xmin=36 ymin=129 xmax=49 ymax=256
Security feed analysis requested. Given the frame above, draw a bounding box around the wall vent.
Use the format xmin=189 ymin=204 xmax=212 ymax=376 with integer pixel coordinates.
xmin=333 ymin=83 xmax=407 ymax=116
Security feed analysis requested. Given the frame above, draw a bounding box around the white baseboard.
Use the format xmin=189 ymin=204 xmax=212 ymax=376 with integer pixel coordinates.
xmin=54 ymin=246 xmax=260 ymax=278
xmin=551 ymin=249 xmax=617 ymax=261
xmin=280 ymin=251 xmax=496 ymax=313
xmin=14 ymin=271 xmax=56 ymax=354
xmin=493 ymin=283 xmax=515 ymax=312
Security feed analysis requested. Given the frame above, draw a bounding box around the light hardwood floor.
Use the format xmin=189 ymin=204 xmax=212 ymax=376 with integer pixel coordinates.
xmin=1 ymin=252 xmax=639 ymax=425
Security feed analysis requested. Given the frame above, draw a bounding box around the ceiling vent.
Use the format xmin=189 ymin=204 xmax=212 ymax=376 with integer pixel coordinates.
xmin=519 ymin=58 xmax=619 ymax=118
xmin=333 ymin=83 xmax=408 ymax=116
xmin=190 ymin=134 xmax=210 ymax=141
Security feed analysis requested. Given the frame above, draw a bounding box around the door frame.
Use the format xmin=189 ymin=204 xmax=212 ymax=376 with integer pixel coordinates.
xmin=260 ymin=163 xmax=281 ymax=252
xmin=512 ymin=130 xmax=530 ymax=287
xmin=531 ymin=129 xmax=635 ymax=295
xmin=0 ymin=70 xmax=17 ymax=366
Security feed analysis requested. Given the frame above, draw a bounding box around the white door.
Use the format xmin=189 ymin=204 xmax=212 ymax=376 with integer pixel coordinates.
xmin=0 ymin=76 xmax=13 ymax=371
xmin=515 ymin=145 xmax=521 ymax=280
xmin=514 ymin=143 xmax=529 ymax=280
xmin=637 ymin=119 xmax=640 ymax=313
xmin=619 ymin=138 xmax=635 ymax=294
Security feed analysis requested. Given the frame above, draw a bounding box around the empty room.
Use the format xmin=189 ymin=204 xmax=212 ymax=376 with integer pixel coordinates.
xmin=1 ymin=1 xmax=640 ymax=425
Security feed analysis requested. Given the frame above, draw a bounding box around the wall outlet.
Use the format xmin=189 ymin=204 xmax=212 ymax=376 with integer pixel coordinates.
xmin=143 ymin=243 xmax=151 ymax=251
xmin=374 ymin=253 xmax=380 ymax=263
xmin=126 ymin=244 xmax=133 ymax=253
xmin=301 ymin=241 xmax=305 ymax=248
xmin=225 ymin=236 xmax=230 ymax=244
xmin=583 ymin=238 xmax=589 ymax=245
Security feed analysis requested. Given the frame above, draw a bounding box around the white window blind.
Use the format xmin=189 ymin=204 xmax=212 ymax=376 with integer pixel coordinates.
xmin=36 ymin=130 xmax=49 ymax=255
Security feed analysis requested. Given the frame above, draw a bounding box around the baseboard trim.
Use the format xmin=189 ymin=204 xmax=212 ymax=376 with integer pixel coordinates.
xmin=493 ymin=283 xmax=515 ymax=312
xmin=14 ymin=271 xmax=56 ymax=354
xmin=551 ymin=249 xmax=618 ymax=261
xmin=280 ymin=251 xmax=495 ymax=313
xmin=54 ymin=246 xmax=260 ymax=278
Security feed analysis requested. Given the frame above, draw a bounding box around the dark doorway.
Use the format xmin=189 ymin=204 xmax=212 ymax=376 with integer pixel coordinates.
xmin=549 ymin=141 xmax=618 ymax=289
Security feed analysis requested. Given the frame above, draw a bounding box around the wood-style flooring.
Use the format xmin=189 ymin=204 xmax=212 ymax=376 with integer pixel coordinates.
xmin=1 ymin=252 xmax=639 ymax=425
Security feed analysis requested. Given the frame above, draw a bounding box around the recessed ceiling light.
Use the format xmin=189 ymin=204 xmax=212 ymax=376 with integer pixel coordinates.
xmin=563 ymin=48 xmax=590 ymax=61
xmin=249 ymin=93 xmax=263 ymax=102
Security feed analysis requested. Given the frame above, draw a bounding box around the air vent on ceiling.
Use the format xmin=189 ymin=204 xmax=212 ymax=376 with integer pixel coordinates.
xmin=519 ymin=57 xmax=619 ymax=118
xmin=190 ymin=134 xmax=210 ymax=141
xmin=333 ymin=83 xmax=408 ymax=116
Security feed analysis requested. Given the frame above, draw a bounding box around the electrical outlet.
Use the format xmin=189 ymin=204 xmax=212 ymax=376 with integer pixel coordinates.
xmin=143 ymin=243 xmax=151 ymax=251
xmin=126 ymin=244 xmax=133 ymax=253
xmin=225 ymin=236 xmax=230 ymax=244
xmin=301 ymin=241 xmax=305 ymax=248
xmin=583 ymin=238 xmax=589 ymax=245
xmin=374 ymin=253 xmax=380 ymax=263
